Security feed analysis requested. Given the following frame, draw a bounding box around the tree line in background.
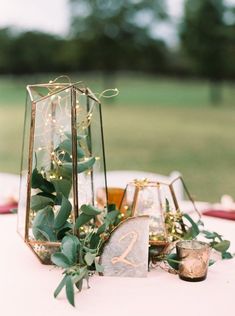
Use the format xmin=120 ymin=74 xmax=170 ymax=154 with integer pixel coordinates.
xmin=0 ymin=0 xmax=235 ymax=81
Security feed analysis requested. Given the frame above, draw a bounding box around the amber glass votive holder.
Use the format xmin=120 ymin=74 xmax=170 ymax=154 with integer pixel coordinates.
xmin=97 ymin=187 xmax=125 ymax=209
xmin=176 ymin=240 xmax=211 ymax=282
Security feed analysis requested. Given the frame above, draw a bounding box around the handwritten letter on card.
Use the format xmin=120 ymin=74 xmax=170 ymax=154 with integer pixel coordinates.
xmin=100 ymin=216 xmax=149 ymax=277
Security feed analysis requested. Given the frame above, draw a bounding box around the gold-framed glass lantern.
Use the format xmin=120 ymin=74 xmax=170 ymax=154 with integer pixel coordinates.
xmin=120 ymin=177 xmax=200 ymax=246
xmin=17 ymin=80 xmax=107 ymax=263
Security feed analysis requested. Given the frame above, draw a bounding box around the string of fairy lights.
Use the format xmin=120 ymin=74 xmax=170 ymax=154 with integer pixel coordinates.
xmin=30 ymin=84 xmax=102 ymax=212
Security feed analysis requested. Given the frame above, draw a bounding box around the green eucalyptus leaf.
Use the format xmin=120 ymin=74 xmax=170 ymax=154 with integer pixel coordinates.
xmin=66 ymin=276 xmax=75 ymax=307
xmin=95 ymin=261 xmax=104 ymax=273
xmin=183 ymin=227 xmax=194 ymax=240
xmin=56 ymin=223 xmax=72 ymax=240
xmin=77 ymin=146 xmax=85 ymax=159
xmin=39 ymin=181 xmax=55 ymax=194
xmin=61 ymin=163 xmax=73 ymax=173
xmin=30 ymin=195 xmax=54 ymax=211
xmin=77 ymin=157 xmax=96 ymax=173
xmin=75 ymin=213 xmax=93 ymax=229
xmin=202 ymin=230 xmax=217 ymax=239
xmin=37 ymin=191 xmax=56 ymax=201
xmin=107 ymin=204 xmax=117 ymax=212
xmin=52 ymin=179 xmax=72 ymax=199
xmin=83 ymin=245 xmax=97 ymax=254
xmin=61 ymin=236 xmax=79 ymax=264
xmin=213 ymin=240 xmax=230 ymax=253
xmin=36 ymin=225 xmax=57 ymax=241
xmin=166 ymin=253 xmax=180 ymax=270
xmin=58 ymin=139 xmax=85 ymax=159
xmin=165 ymin=198 xmax=170 ymax=212
xmin=182 ymin=213 xmax=200 ymax=239
xmin=54 ymin=275 xmax=68 ymax=298
xmin=59 ymin=139 xmax=73 ymax=155
xmin=32 ymin=206 xmax=54 ymax=240
xmin=105 ymin=210 xmax=120 ymax=225
xmin=72 ymin=266 xmax=87 ymax=284
xmin=55 ymin=192 xmax=63 ymax=205
xmin=54 ymin=196 xmax=72 ymax=230
xmin=51 ymin=252 xmax=71 ymax=268
xmin=202 ymin=230 xmax=223 ymax=240
xmin=60 ymin=157 xmax=95 ymax=176
xmin=58 ymin=164 xmax=73 ymax=178
xmin=209 ymin=259 xmax=216 ymax=266
xmin=75 ymin=279 xmax=83 ymax=292
xmin=97 ymin=223 xmax=106 ymax=235
xmin=213 ymin=232 xmax=223 ymax=241
xmin=222 ymin=251 xmax=233 ymax=259
xmin=80 ymin=204 xmax=101 ymax=216
xmin=31 ymin=168 xmax=43 ymax=188
xmin=84 ymin=252 xmax=96 ymax=266
xmin=31 ymin=168 xmax=55 ymax=193
xmin=89 ymin=233 xmax=101 ymax=249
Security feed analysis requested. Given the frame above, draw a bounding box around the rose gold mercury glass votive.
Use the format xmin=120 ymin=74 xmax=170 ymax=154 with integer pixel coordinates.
xmin=176 ymin=240 xmax=211 ymax=282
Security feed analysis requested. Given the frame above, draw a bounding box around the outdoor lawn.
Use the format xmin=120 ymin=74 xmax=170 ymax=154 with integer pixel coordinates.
xmin=0 ymin=74 xmax=235 ymax=202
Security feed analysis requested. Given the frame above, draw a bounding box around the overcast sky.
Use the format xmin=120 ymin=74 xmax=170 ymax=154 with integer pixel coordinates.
xmin=0 ymin=0 xmax=234 ymax=43
xmin=0 ymin=0 xmax=70 ymax=35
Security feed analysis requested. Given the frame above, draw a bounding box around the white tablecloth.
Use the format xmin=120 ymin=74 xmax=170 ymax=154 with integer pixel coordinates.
xmin=0 ymin=172 xmax=234 ymax=315
xmin=0 ymin=214 xmax=234 ymax=316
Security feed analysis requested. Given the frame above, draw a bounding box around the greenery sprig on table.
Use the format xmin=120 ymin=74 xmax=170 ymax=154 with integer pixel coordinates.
xmin=51 ymin=204 xmax=121 ymax=306
xmin=160 ymin=204 xmax=233 ymax=270
xmin=50 ymin=203 xmax=233 ymax=306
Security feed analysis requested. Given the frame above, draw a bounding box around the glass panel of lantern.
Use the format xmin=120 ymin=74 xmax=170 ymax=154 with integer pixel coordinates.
xmin=17 ymin=81 xmax=107 ymax=263
xmin=121 ymin=180 xmax=172 ymax=244
xmin=120 ymin=177 xmax=200 ymax=246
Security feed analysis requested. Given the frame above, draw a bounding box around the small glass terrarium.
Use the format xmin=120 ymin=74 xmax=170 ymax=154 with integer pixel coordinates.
xmin=17 ymin=79 xmax=107 ymax=263
xmin=120 ymin=180 xmax=168 ymax=246
xmin=120 ymin=177 xmax=200 ymax=248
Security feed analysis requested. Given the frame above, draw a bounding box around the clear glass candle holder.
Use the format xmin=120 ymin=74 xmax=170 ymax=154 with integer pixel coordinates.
xmin=176 ymin=240 xmax=211 ymax=282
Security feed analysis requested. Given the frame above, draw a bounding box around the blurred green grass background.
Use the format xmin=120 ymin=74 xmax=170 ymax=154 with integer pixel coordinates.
xmin=1 ymin=74 xmax=235 ymax=203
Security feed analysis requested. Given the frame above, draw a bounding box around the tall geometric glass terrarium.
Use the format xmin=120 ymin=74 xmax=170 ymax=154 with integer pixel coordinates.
xmin=17 ymin=80 xmax=107 ymax=263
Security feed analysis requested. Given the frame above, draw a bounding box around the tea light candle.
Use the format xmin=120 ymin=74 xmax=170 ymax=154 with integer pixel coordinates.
xmin=176 ymin=240 xmax=211 ymax=282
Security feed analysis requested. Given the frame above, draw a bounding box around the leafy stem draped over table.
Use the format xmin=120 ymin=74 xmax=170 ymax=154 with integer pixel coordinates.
xmin=49 ymin=201 xmax=232 ymax=306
